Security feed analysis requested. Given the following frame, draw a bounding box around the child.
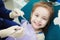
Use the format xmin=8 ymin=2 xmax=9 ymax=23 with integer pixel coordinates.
xmin=30 ymin=2 xmax=54 ymax=40
xmin=6 ymin=2 xmax=54 ymax=40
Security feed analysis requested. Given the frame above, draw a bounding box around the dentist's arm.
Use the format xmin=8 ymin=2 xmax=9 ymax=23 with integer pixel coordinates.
xmin=9 ymin=27 xmax=24 ymax=38
xmin=0 ymin=25 xmax=20 ymax=38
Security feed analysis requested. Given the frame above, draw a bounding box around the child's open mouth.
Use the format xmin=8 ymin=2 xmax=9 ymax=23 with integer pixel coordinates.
xmin=34 ymin=21 xmax=42 ymax=26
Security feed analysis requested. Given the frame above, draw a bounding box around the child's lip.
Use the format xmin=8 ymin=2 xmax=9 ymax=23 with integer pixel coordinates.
xmin=34 ymin=21 xmax=42 ymax=26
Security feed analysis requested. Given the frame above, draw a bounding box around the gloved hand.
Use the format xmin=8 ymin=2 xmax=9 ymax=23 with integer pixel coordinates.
xmin=9 ymin=27 xmax=24 ymax=38
xmin=0 ymin=25 xmax=21 ymax=38
xmin=9 ymin=8 xmax=24 ymax=19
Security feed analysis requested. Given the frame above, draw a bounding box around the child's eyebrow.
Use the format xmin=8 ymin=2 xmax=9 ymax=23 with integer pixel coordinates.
xmin=34 ymin=12 xmax=40 ymax=15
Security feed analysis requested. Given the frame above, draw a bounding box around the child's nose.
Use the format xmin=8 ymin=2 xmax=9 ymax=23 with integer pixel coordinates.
xmin=37 ymin=18 xmax=42 ymax=23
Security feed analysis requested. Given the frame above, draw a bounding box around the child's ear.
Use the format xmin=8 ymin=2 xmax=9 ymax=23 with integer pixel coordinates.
xmin=53 ymin=10 xmax=60 ymax=26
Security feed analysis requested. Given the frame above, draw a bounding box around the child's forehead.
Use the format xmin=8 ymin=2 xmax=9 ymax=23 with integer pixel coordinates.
xmin=33 ymin=7 xmax=50 ymax=14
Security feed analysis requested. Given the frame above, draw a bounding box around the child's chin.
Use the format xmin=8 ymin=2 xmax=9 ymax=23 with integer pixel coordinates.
xmin=33 ymin=26 xmax=40 ymax=30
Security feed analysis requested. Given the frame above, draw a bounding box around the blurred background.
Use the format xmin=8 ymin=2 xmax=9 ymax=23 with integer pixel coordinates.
xmin=4 ymin=0 xmax=29 ymax=10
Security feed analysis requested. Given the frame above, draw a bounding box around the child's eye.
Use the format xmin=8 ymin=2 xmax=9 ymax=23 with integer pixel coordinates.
xmin=43 ymin=17 xmax=47 ymax=20
xmin=35 ymin=15 xmax=39 ymax=17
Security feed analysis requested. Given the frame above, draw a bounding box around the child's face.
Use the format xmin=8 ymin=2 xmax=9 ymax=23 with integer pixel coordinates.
xmin=31 ymin=7 xmax=50 ymax=30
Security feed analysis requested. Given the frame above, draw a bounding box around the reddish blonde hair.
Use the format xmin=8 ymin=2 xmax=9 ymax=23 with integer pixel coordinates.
xmin=32 ymin=2 xmax=53 ymax=15
xmin=31 ymin=2 xmax=54 ymax=33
